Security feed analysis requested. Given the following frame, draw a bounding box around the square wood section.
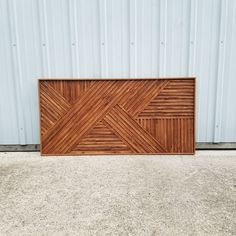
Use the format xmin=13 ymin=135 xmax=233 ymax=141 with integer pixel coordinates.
xmin=39 ymin=78 xmax=195 ymax=155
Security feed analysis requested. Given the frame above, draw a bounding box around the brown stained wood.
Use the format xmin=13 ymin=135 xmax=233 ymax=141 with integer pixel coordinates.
xmin=39 ymin=78 xmax=195 ymax=155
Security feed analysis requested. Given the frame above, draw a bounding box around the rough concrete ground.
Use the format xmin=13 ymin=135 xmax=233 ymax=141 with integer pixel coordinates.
xmin=0 ymin=151 xmax=235 ymax=236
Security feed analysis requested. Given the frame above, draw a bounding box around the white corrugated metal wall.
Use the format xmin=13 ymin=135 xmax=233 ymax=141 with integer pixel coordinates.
xmin=0 ymin=0 xmax=236 ymax=145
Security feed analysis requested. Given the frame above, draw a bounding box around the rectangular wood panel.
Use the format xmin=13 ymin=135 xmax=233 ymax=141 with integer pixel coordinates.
xmin=39 ymin=78 xmax=195 ymax=155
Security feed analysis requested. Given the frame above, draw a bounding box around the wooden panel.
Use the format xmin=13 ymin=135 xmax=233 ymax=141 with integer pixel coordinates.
xmin=39 ymin=78 xmax=195 ymax=155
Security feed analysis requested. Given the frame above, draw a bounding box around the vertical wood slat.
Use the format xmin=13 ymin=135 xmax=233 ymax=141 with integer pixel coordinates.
xmin=39 ymin=78 xmax=195 ymax=155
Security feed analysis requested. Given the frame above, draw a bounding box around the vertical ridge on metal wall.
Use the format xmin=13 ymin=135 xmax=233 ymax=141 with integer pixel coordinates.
xmin=188 ymin=0 xmax=198 ymax=75
xmin=7 ymin=0 xmax=26 ymax=144
xmin=68 ymin=0 xmax=80 ymax=77
xmin=129 ymin=0 xmax=137 ymax=77
xmin=38 ymin=0 xmax=51 ymax=76
xmin=99 ymin=0 xmax=108 ymax=77
xmin=188 ymin=0 xmax=198 ymax=140
xmin=214 ymin=0 xmax=228 ymax=143
xmin=151 ymin=0 xmax=159 ymax=77
xmin=159 ymin=0 xmax=167 ymax=76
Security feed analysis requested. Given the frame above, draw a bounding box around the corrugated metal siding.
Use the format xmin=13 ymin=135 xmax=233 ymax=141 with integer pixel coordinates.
xmin=0 ymin=0 xmax=236 ymax=144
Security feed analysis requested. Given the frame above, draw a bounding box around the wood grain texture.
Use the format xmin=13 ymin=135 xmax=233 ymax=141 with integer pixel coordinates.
xmin=39 ymin=78 xmax=195 ymax=155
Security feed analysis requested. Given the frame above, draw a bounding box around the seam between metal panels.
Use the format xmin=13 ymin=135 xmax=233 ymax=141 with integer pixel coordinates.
xmin=7 ymin=0 xmax=26 ymax=144
xmin=159 ymin=0 xmax=167 ymax=76
xmin=99 ymin=0 xmax=108 ymax=77
xmin=188 ymin=0 xmax=198 ymax=75
xmin=68 ymin=0 xmax=80 ymax=77
xmin=38 ymin=0 xmax=51 ymax=76
xmin=151 ymin=0 xmax=157 ymax=77
xmin=214 ymin=0 xmax=228 ymax=143
xmin=129 ymin=0 xmax=137 ymax=78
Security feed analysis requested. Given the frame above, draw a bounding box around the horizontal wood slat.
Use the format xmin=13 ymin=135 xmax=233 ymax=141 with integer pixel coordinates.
xmin=39 ymin=78 xmax=195 ymax=155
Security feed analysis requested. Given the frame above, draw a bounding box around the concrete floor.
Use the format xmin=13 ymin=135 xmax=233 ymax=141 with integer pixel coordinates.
xmin=0 ymin=152 xmax=236 ymax=236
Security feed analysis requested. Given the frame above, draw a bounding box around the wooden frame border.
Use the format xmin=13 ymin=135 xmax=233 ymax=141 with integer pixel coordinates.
xmin=38 ymin=77 xmax=196 ymax=156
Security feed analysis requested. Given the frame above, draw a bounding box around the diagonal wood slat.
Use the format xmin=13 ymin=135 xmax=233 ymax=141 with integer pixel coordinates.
xmin=42 ymin=80 xmax=142 ymax=154
xmin=121 ymin=79 xmax=169 ymax=117
xmin=48 ymin=80 xmax=94 ymax=104
xmin=40 ymin=82 xmax=71 ymax=135
xmin=39 ymin=78 xmax=195 ymax=155
xmin=103 ymin=105 xmax=168 ymax=153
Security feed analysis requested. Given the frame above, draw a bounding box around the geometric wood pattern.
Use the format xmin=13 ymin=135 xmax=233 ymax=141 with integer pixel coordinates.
xmin=38 ymin=78 xmax=195 ymax=155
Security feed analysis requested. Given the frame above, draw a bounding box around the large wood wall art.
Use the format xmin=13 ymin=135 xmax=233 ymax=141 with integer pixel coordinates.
xmin=39 ymin=78 xmax=195 ymax=155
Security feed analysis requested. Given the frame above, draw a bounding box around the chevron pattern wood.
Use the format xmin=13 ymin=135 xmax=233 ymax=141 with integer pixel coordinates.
xmin=38 ymin=78 xmax=195 ymax=155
